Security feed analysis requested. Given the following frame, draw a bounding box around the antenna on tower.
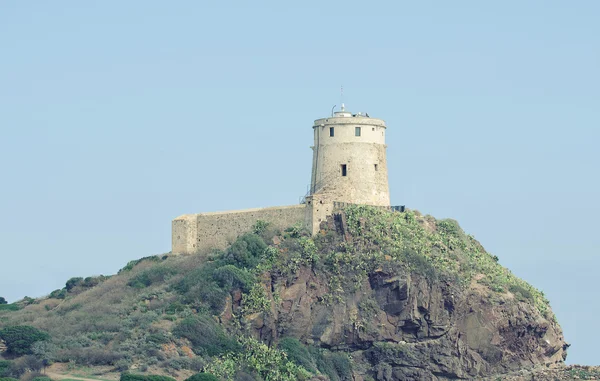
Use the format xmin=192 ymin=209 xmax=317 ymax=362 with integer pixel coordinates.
xmin=340 ymin=85 xmax=345 ymax=111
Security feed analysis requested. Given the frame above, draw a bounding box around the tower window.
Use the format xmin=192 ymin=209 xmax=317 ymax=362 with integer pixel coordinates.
xmin=355 ymin=127 xmax=361 ymax=136
xmin=374 ymin=164 xmax=378 ymax=171
xmin=329 ymin=127 xmax=334 ymax=137
xmin=341 ymin=164 xmax=347 ymax=176
xmin=372 ymin=127 xmax=375 ymax=131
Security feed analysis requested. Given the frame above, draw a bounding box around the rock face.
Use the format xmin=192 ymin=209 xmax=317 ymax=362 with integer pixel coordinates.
xmin=228 ymin=214 xmax=568 ymax=380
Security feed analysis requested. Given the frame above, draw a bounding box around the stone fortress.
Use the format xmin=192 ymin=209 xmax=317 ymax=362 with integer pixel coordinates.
xmin=172 ymin=104 xmax=400 ymax=255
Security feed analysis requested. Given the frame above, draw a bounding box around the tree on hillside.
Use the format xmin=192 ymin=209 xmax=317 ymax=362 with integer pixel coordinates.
xmin=0 ymin=326 xmax=50 ymax=356
xmin=0 ymin=297 xmax=7 ymax=305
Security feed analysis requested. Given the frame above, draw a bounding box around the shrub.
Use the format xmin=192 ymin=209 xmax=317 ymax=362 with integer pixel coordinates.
xmin=241 ymin=283 xmax=271 ymax=314
xmin=329 ymin=352 xmax=352 ymax=381
xmin=0 ymin=326 xmax=50 ymax=355
xmin=0 ymin=378 xmax=18 ymax=381
xmin=114 ymin=359 xmax=132 ymax=372
xmin=308 ymin=347 xmax=352 ymax=381
xmin=0 ymin=361 xmax=10 ymax=377
xmin=185 ymin=373 xmax=220 ymax=381
xmin=30 ymin=377 xmax=52 ymax=381
xmin=175 ymin=265 xmax=228 ymax=314
xmin=278 ymin=337 xmax=316 ymax=372
xmin=82 ymin=275 xmax=108 ymax=288
xmin=212 ymin=265 xmax=255 ymax=292
xmin=205 ymin=337 xmax=309 ymax=381
xmin=48 ymin=289 xmax=67 ymax=299
xmin=65 ymin=277 xmax=83 ymax=291
xmin=173 ymin=316 xmax=240 ymax=356
xmin=4 ymin=356 xmax=43 ymax=378
xmin=118 ymin=255 xmax=163 ymax=274
xmin=127 ymin=266 xmax=175 ymax=288
xmin=57 ymin=348 xmax=124 ymax=366
xmin=252 ymin=220 xmax=270 ymax=235
xmin=223 ymin=233 xmax=267 ymax=268
xmin=120 ymin=373 xmax=177 ymax=381
xmin=509 ymin=284 xmax=534 ymax=302
xmin=0 ymin=297 xmax=6 ymax=305
xmin=0 ymin=304 xmax=19 ymax=311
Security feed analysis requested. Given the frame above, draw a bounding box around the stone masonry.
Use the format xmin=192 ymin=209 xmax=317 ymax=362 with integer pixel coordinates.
xmin=171 ymin=104 xmax=391 ymax=255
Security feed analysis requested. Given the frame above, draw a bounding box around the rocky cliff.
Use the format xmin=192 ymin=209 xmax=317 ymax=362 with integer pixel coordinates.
xmin=0 ymin=206 xmax=571 ymax=381
xmin=227 ymin=209 xmax=567 ymax=380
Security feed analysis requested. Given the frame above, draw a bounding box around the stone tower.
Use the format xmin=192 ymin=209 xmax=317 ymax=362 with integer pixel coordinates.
xmin=304 ymin=104 xmax=390 ymax=233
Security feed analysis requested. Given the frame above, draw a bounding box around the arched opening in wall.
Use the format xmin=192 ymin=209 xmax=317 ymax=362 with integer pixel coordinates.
xmin=374 ymin=164 xmax=378 ymax=171
xmin=341 ymin=164 xmax=347 ymax=176
xmin=330 ymin=127 xmax=334 ymax=137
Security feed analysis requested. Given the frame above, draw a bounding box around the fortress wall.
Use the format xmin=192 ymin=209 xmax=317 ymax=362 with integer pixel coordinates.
xmin=172 ymin=204 xmax=306 ymax=255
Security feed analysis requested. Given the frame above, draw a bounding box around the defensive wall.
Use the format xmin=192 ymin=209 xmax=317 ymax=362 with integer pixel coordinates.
xmin=172 ymin=204 xmax=306 ymax=255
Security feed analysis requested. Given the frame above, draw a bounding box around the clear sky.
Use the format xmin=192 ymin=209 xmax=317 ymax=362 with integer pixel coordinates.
xmin=1 ymin=0 xmax=598 ymax=365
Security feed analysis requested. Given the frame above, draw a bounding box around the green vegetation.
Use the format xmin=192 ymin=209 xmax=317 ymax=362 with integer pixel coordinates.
xmin=120 ymin=373 xmax=177 ymax=381
xmin=565 ymin=367 xmax=600 ymax=380
xmin=172 ymin=316 xmax=240 ymax=356
xmin=204 ymin=337 xmax=310 ymax=381
xmin=337 ymin=205 xmax=551 ymax=316
xmin=0 ymin=297 xmax=6 ymax=305
xmin=0 ymin=361 xmax=10 ymax=377
xmin=0 ymin=304 xmax=19 ymax=312
xmin=30 ymin=377 xmax=52 ymax=381
xmin=184 ymin=374 xmax=219 ymax=381
xmin=278 ymin=337 xmax=317 ymax=373
xmin=0 ymin=326 xmax=50 ymax=355
xmin=0 ymin=205 xmax=554 ymax=379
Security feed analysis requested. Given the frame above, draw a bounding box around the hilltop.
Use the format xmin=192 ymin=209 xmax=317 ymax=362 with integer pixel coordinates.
xmin=0 ymin=206 xmax=579 ymax=380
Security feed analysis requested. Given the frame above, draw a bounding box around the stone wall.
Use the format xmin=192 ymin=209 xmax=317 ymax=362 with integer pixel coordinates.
xmin=172 ymin=204 xmax=306 ymax=255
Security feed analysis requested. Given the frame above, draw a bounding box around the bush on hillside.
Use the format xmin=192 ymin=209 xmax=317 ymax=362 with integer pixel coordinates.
xmin=3 ymin=356 xmax=43 ymax=378
xmin=48 ymin=289 xmax=67 ymax=299
xmin=223 ymin=233 xmax=267 ymax=268
xmin=0 ymin=361 xmax=10 ymax=377
xmin=82 ymin=275 xmax=109 ymax=288
xmin=127 ymin=266 xmax=175 ymax=288
xmin=0 ymin=326 xmax=50 ymax=356
xmin=55 ymin=348 xmax=124 ymax=366
xmin=30 ymin=376 xmax=52 ymax=381
xmin=174 ymin=265 xmax=229 ymax=314
xmin=120 ymin=373 xmax=177 ymax=381
xmin=0 ymin=304 xmax=19 ymax=311
xmin=65 ymin=277 xmax=83 ymax=291
xmin=118 ymin=256 xmax=164 ymax=274
xmin=309 ymin=347 xmax=352 ymax=381
xmin=212 ymin=265 xmax=255 ymax=293
xmin=0 ymin=297 xmax=6 ymax=305
xmin=278 ymin=337 xmax=317 ymax=373
xmin=185 ymin=373 xmax=219 ymax=381
xmin=173 ymin=316 xmax=240 ymax=356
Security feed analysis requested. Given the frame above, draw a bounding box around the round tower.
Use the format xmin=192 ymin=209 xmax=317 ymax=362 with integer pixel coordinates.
xmin=309 ymin=104 xmax=390 ymax=206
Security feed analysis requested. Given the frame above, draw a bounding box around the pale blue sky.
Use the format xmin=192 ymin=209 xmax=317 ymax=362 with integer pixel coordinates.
xmin=1 ymin=1 xmax=598 ymax=365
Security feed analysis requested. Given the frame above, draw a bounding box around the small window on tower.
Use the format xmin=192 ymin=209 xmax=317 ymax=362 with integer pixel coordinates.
xmin=374 ymin=164 xmax=378 ymax=171
xmin=372 ymin=127 xmax=375 ymax=131
xmin=330 ymin=127 xmax=334 ymax=137
xmin=355 ymin=127 xmax=361 ymax=136
xmin=341 ymin=164 xmax=347 ymax=176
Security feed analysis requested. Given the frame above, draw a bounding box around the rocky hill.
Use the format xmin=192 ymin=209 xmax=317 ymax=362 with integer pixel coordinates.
xmin=0 ymin=206 xmax=577 ymax=380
